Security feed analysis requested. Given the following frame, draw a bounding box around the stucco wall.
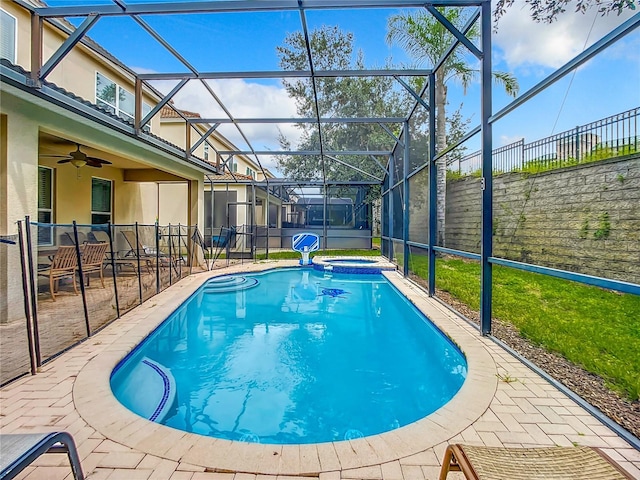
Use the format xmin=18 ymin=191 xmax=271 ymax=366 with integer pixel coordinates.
xmin=158 ymin=183 xmax=189 ymax=225
xmin=160 ymin=120 xmax=207 ymax=159
xmin=4 ymin=2 xmax=161 ymax=133
xmin=444 ymin=156 xmax=640 ymax=284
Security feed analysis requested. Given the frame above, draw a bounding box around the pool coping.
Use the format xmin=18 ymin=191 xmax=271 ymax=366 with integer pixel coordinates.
xmin=312 ymin=255 xmax=396 ymax=274
xmin=73 ymin=262 xmax=498 ymax=475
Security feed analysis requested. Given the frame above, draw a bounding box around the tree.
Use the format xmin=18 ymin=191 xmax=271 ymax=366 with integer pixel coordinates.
xmin=387 ymin=7 xmax=519 ymax=246
xmin=494 ymin=0 xmax=636 ymax=24
xmin=276 ymin=26 xmax=409 ymax=182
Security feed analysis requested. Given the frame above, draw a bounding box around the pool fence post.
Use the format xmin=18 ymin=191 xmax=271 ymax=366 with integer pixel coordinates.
xmin=72 ymin=221 xmax=91 ymax=337
xmin=189 ymin=225 xmax=195 ymax=276
xmin=134 ymin=222 xmax=143 ymax=305
xmin=23 ymin=215 xmax=41 ymax=367
xmin=16 ymin=220 xmax=37 ymax=376
xmin=168 ymin=223 xmax=173 ymax=285
xmin=178 ymin=223 xmax=182 ymax=278
xmin=107 ymin=223 xmax=120 ymax=318
xmin=428 ymin=73 xmax=437 ymax=297
xmin=155 ymin=221 xmax=160 ymax=294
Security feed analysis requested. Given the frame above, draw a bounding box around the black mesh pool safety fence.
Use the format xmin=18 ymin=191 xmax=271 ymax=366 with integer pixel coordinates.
xmin=1 ymin=219 xmax=208 ymax=384
xmin=0 ymin=227 xmax=35 ymax=386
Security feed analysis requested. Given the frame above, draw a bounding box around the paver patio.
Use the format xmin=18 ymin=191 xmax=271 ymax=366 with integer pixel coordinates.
xmin=1 ymin=260 xmax=639 ymax=480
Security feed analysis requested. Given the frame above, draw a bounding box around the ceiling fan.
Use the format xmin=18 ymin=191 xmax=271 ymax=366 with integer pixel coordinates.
xmin=40 ymin=144 xmax=112 ymax=168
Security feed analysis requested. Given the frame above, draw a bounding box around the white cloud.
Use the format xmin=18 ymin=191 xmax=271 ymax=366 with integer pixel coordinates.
xmin=494 ymin=3 xmax=637 ymax=69
xmin=499 ymin=134 xmax=524 ymax=147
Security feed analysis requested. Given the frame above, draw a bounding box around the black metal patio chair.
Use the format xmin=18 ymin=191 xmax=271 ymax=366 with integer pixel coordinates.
xmin=0 ymin=431 xmax=84 ymax=480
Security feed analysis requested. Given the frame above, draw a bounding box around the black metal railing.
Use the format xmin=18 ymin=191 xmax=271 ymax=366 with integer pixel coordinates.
xmin=452 ymin=107 xmax=639 ymax=174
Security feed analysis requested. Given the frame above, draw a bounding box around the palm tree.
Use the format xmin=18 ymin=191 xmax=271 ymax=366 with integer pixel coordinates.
xmin=387 ymin=7 xmax=519 ymax=246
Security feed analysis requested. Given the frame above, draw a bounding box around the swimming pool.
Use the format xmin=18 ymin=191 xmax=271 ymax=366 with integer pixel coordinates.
xmin=111 ymin=268 xmax=467 ymax=445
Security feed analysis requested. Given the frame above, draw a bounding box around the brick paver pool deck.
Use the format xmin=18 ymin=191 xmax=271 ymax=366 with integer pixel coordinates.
xmin=1 ymin=260 xmax=639 ymax=480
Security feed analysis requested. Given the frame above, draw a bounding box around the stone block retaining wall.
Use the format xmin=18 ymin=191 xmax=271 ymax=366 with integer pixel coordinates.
xmin=444 ymin=155 xmax=639 ymax=284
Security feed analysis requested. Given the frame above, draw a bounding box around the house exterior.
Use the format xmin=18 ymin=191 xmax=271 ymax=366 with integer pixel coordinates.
xmin=0 ymin=0 xmax=224 ymax=322
xmin=158 ymin=104 xmax=283 ymax=246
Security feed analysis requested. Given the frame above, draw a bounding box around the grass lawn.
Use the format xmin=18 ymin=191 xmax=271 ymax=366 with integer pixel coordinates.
xmin=408 ymin=253 xmax=640 ymax=401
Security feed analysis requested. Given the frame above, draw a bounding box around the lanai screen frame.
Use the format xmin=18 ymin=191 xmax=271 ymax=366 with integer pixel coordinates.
xmin=21 ymin=0 xmax=640 ymax=338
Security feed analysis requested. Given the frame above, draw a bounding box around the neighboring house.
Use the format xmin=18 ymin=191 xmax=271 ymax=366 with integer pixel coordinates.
xmin=158 ymin=103 xmax=283 ymax=246
xmin=0 ymin=0 xmax=221 ymax=322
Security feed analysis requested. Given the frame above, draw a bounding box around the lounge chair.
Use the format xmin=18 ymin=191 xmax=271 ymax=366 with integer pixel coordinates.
xmin=37 ymin=245 xmax=79 ymax=301
xmin=121 ymin=230 xmax=156 ymax=257
xmin=438 ymin=443 xmax=633 ymax=480
xmin=79 ymin=242 xmax=109 ymax=287
xmin=62 ymin=231 xmax=87 ymax=246
xmin=120 ymin=230 xmax=157 ymax=273
xmin=87 ymin=230 xmax=110 ymax=244
xmin=210 ymin=226 xmax=234 ymax=263
xmin=0 ymin=432 xmax=84 ymax=479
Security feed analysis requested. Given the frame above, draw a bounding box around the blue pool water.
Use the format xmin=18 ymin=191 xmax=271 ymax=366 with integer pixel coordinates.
xmin=111 ymin=268 xmax=467 ymax=444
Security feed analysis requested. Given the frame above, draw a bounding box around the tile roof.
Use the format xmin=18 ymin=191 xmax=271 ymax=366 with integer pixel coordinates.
xmin=210 ymin=172 xmax=255 ymax=181
xmin=160 ymin=105 xmax=202 ymax=119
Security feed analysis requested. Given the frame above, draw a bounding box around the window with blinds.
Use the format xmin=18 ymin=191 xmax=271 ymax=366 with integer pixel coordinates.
xmin=1 ymin=9 xmax=17 ymax=63
xmin=38 ymin=166 xmax=53 ymax=245
xmin=91 ymin=177 xmax=112 ymax=224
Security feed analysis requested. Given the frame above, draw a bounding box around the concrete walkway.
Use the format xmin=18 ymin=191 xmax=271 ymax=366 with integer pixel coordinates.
xmin=1 ymin=261 xmax=638 ymax=479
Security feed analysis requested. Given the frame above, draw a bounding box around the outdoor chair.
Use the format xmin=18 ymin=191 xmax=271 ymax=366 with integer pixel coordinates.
xmin=121 ymin=229 xmax=185 ymax=275
xmin=210 ymin=226 xmax=234 ymax=263
xmin=37 ymin=245 xmax=79 ymax=302
xmin=120 ymin=230 xmax=157 ymax=273
xmin=79 ymin=242 xmax=109 ymax=287
xmin=62 ymin=231 xmax=87 ymax=246
xmin=87 ymin=230 xmax=110 ymax=244
xmin=86 ymin=230 xmax=135 ymax=273
xmin=121 ymin=230 xmax=157 ymax=257
xmin=438 ymin=443 xmax=633 ymax=480
xmin=0 ymin=432 xmax=84 ymax=480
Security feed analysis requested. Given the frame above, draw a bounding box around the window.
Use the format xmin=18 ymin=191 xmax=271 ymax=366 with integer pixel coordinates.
xmin=245 ymin=167 xmax=255 ymax=179
xmin=228 ymin=158 xmax=237 ymax=173
xmin=91 ymin=177 xmax=112 ymax=224
xmin=96 ymin=72 xmax=152 ymax=130
xmin=37 ymin=166 xmax=54 ymax=245
xmin=1 ymin=9 xmax=17 ymax=63
xmin=204 ymin=143 xmax=209 ymax=161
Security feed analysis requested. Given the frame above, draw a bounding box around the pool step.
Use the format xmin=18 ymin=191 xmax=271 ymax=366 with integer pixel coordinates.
xmin=203 ymin=276 xmax=259 ymax=293
xmin=116 ymin=357 xmax=176 ymax=423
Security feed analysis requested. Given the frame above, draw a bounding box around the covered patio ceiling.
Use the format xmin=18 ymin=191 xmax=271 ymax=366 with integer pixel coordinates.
xmin=38 ymin=131 xmax=191 ymax=180
xmin=22 ymin=0 xmax=487 ymax=184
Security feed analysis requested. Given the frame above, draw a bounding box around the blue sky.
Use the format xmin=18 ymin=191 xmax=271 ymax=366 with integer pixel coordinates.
xmin=48 ymin=0 xmax=640 ymax=171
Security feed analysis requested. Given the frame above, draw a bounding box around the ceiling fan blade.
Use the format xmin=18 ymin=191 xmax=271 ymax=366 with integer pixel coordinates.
xmin=41 ymin=154 xmax=72 ymax=159
xmin=86 ymin=157 xmax=112 ymax=165
xmin=57 ymin=159 xmax=72 ymax=164
xmin=86 ymin=161 xmax=103 ymax=168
